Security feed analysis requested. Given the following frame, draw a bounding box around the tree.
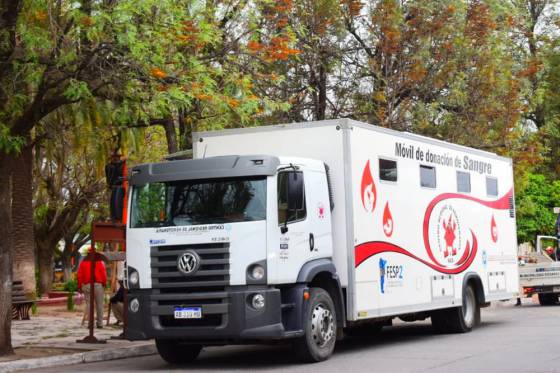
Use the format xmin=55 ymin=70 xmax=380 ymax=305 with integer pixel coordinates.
xmin=61 ymin=225 xmax=90 ymax=282
xmin=0 ymin=0 xmax=300 ymax=354
xmin=253 ymin=0 xmax=346 ymax=122
xmin=33 ymin=113 xmax=106 ymax=294
xmin=11 ymin=141 xmax=36 ymax=296
xmin=515 ymin=173 xmax=560 ymax=243
xmin=339 ymin=0 xmax=525 ymax=155
xmin=116 ymin=0 xmax=299 ymax=152
xmin=0 ymin=0 xmax=183 ymax=355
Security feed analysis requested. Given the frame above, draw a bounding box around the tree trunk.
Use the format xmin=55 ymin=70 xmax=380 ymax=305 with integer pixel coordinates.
xmin=36 ymin=242 xmax=54 ymax=295
xmin=162 ymin=118 xmax=178 ymax=154
xmin=11 ymin=144 xmax=36 ymax=295
xmin=62 ymin=255 xmax=72 ymax=283
xmin=0 ymin=153 xmax=14 ymax=356
xmin=61 ymin=241 xmax=74 ymax=282
xmin=317 ymin=63 xmax=327 ymax=121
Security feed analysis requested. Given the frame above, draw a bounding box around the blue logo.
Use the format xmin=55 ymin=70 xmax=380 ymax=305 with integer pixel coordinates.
xmin=379 ymin=258 xmax=387 ymax=294
xmin=149 ymin=239 xmax=166 ymax=245
xmin=482 ymin=250 xmax=488 ymax=267
xmin=224 ymin=224 xmax=232 ymax=232
xmin=379 ymin=258 xmax=405 ymax=294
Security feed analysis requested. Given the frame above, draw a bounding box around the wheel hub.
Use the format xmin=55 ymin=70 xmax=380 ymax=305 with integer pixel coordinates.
xmin=311 ymin=303 xmax=334 ymax=348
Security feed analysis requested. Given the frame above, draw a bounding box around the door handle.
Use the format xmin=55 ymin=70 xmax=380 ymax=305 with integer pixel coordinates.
xmin=309 ymin=233 xmax=314 ymax=252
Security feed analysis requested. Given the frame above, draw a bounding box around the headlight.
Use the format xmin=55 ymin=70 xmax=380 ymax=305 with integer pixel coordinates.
xmin=129 ymin=271 xmax=139 ymax=286
xmin=251 ymin=293 xmax=265 ymax=309
xmin=129 ymin=298 xmax=140 ymax=313
xmin=250 ymin=265 xmax=265 ymax=280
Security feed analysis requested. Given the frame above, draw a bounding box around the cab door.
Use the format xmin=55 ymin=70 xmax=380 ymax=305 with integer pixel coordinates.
xmin=275 ymin=170 xmax=312 ymax=283
xmin=274 ymin=168 xmax=332 ymax=283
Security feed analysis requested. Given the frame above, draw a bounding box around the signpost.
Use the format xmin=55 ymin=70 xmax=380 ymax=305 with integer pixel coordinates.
xmin=76 ymin=222 xmax=126 ymax=344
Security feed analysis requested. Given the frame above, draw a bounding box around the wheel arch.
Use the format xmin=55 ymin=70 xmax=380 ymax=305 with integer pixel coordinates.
xmin=462 ymin=272 xmax=487 ymax=307
xmin=297 ymin=259 xmax=346 ymax=328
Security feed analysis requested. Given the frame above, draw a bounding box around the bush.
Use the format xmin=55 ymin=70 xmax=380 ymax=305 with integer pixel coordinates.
xmin=34 ymin=269 xmax=41 ymax=298
xmin=67 ymin=292 xmax=75 ymax=311
xmin=63 ymin=279 xmax=78 ymax=293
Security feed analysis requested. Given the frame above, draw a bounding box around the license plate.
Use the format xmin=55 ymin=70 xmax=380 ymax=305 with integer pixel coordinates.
xmin=174 ymin=307 xmax=202 ymax=319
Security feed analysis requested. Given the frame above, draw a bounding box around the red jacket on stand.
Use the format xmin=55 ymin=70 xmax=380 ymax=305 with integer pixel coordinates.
xmin=77 ymin=258 xmax=107 ymax=291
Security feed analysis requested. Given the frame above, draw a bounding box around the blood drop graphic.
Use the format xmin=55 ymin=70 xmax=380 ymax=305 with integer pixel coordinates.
xmin=491 ymin=215 xmax=498 ymax=243
xmin=360 ymin=160 xmax=377 ymax=213
xmin=383 ymin=202 xmax=393 ymax=237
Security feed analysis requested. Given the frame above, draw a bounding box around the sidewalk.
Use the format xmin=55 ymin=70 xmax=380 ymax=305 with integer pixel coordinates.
xmin=0 ymin=306 xmax=155 ymax=372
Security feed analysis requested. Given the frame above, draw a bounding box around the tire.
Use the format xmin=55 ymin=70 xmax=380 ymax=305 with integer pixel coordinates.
xmin=155 ymin=339 xmax=202 ymax=365
xmin=538 ymin=293 xmax=559 ymax=306
xmin=431 ymin=285 xmax=479 ymax=333
xmin=293 ymin=288 xmax=337 ymax=363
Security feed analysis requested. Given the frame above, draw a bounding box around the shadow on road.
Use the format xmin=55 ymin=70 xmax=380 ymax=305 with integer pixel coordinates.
xmin=136 ymin=319 xmax=507 ymax=371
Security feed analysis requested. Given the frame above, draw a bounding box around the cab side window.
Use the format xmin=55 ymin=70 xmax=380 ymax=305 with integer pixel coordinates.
xmin=278 ymin=171 xmax=306 ymax=224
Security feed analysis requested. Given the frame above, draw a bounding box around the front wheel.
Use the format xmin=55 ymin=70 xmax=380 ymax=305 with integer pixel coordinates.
xmin=293 ymin=288 xmax=337 ymax=363
xmin=155 ymin=339 xmax=202 ymax=365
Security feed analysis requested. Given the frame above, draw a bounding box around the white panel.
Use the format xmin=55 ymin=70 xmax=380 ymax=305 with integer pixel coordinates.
xmin=431 ymin=275 xmax=455 ymax=299
xmin=194 ymin=123 xmax=349 ymax=286
xmin=349 ymin=124 xmax=518 ymax=316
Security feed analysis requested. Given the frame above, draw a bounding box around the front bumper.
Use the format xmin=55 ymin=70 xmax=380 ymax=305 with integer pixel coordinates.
xmin=126 ymin=286 xmax=286 ymax=342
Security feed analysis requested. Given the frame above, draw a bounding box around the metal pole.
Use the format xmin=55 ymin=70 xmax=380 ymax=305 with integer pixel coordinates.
xmin=77 ymin=241 xmax=106 ymax=343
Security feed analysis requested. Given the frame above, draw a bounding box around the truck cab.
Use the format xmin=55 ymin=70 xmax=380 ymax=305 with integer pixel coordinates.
xmin=125 ymin=155 xmax=343 ymax=363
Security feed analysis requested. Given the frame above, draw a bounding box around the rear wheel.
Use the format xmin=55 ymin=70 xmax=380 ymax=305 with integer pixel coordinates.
xmin=155 ymin=339 xmax=202 ymax=365
xmin=432 ymin=285 xmax=479 ymax=333
xmin=538 ymin=293 xmax=559 ymax=306
xmin=293 ymin=288 xmax=337 ymax=363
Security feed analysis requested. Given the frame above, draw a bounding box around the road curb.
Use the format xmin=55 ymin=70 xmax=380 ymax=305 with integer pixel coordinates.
xmin=0 ymin=343 xmax=156 ymax=372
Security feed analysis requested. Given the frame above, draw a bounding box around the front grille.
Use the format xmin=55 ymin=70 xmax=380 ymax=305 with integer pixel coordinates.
xmin=150 ymin=243 xmax=230 ymax=327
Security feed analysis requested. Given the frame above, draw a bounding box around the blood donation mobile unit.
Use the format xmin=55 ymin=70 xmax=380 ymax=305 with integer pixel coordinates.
xmin=124 ymin=119 xmax=518 ymax=363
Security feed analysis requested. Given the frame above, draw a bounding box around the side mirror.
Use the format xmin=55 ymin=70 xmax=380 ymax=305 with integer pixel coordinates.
xmin=287 ymin=172 xmax=304 ymax=211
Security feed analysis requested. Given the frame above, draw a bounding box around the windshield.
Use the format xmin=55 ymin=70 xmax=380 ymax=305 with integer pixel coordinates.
xmin=130 ymin=177 xmax=267 ymax=228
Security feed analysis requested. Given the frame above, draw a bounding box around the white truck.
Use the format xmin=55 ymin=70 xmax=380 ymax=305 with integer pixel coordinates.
xmin=518 ymin=235 xmax=560 ymax=305
xmin=124 ymin=119 xmax=519 ymax=364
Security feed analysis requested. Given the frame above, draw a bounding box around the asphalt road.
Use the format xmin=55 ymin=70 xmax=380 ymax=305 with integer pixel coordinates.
xmin=33 ymin=300 xmax=560 ymax=373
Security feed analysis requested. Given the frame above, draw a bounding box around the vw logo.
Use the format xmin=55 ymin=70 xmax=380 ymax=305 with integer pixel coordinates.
xmin=177 ymin=251 xmax=201 ymax=275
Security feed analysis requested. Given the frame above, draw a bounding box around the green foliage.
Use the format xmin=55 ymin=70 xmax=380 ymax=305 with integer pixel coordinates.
xmin=515 ymin=173 xmax=560 ymax=244
xmin=34 ymin=269 xmax=41 ymax=298
xmin=63 ymin=279 xmax=78 ymax=293
xmin=2 ymin=0 xmax=560 ymax=259
xmin=66 ymin=292 xmax=75 ymax=312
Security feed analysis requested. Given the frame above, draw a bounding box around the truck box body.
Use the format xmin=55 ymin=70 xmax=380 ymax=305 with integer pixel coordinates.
xmin=194 ymin=119 xmax=519 ymax=321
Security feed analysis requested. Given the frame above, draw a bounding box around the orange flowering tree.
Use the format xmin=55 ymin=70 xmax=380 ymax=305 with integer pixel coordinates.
xmin=336 ymin=1 xmax=527 ymax=155
xmin=115 ymin=0 xmax=302 ymax=153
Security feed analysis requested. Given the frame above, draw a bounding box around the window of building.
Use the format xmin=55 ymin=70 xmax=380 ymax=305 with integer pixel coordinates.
xmin=379 ymin=158 xmax=397 ymax=182
xmin=277 ymin=171 xmax=306 ymax=224
xmin=456 ymin=171 xmax=471 ymax=193
xmin=420 ymin=165 xmax=436 ymax=188
xmin=486 ymin=177 xmax=498 ymax=197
